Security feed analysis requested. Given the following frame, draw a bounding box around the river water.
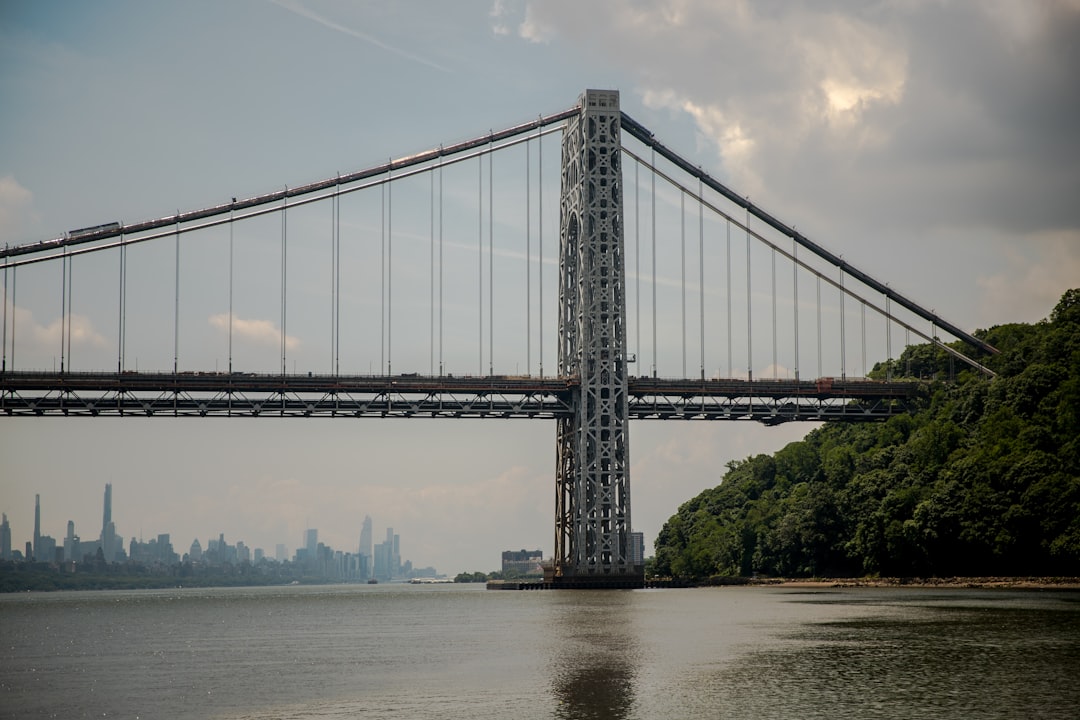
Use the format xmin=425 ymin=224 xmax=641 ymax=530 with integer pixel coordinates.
xmin=1 ymin=583 xmax=1077 ymax=719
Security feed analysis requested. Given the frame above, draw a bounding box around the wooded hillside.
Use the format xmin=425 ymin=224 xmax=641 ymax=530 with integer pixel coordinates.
xmin=653 ymin=289 xmax=1080 ymax=579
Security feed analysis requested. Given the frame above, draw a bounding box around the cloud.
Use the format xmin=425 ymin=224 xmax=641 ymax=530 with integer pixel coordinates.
xmin=0 ymin=175 xmax=34 ymax=244
xmin=3 ymin=304 xmax=107 ymax=355
xmin=976 ymin=230 xmax=1080 ymax=325
xmin=208 ymin=313 xmax=299 ymax=351
xmin=268 ymin=0 xmax=451 ymax=72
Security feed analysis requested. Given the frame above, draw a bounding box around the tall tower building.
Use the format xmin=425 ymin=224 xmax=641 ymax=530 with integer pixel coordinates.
xmin=102 ymin=483 xmax=112 ymax=538
xmin=64 ymin=520 xmax=79 ymax=561
xmin=1 ymin=513 xmax=11 ymax=560
xmin=33 ymin=494 xmax=41 ymax=561
xmin=358 ymin=515 xmax=373 ymax=579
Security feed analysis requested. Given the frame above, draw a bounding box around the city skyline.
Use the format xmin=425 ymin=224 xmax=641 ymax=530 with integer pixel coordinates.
xmin=1 ymin=482 xmax=434 ymax=578
xmin=2 ymin=2 xmax=1078 ymax=576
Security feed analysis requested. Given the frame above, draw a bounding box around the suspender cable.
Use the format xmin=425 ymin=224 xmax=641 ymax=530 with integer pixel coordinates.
xmin=117 ymin=234 xmax=126 ymax=375
xmin=8 ymin=262 xmax=14 ymax=371
xmin=330 ymin=184 xmax=336 ymax=375
xmin=726 ymin=219 xmax=732 ymax=378
xmin=746 ymin=206 xmax=752 ymax=383
xmin=489 ymin=137 xmax=494 ymax=377
xmin=388 ymin=167 xmax=392 ymax=375
xmin=2 ymin=244 xmax=7 ymax=372
xmin=66 ymin=249 xmax=73 ymax=370
xmin=651 ymin=147 xmax=657 ymax=378
xmin=771 ymin=246 xmax=777 ymax=377
xmin=478 ymin=155 xmax=483 ymax=376
xmin=905 ymin=327 xmax=911 ymax=376
xmin=119 ymin=228 xmax=126 ymax=373
xmin=861 ymin=301 xmax=867 ymax=377
xmin=380 ymin=180 xmax=385 ymax=376
xmin=698 ymin=178 xmax=705 ymax=380
xmin=680 ymin=190 xmax=686 ymax=379
xmin=439 ymin=151 xmax=445 ymax=376
xmin=174 ymin=214 xmax=180 ymax=375
xmin=816 ymin=275 xmax=822 ymax=378
xmin=792 ymin=236 xmax=799 ymax=381
xmin=334 ymin=180 xmax=341 ymax=376
xmin=886 ymin=295 xmax=892 ymax=381
xmin=538 ymin=121 xmax=544 ymax=378
xmin=60 ymin=246 xmax=67 ymax=372
xmin=839 ymin=269 xmax=846 ymax=379
xmin=430 ymin=168 xmax=435 ymax=376
xmin=526 ymin=139 xmax=531 ymax=375
xmin=635 ymin=161 xmax=641 ymax=370
xmin=228 ymin=207 xmax=233 ymax=375
xmin=281 ymin=191 xmax=288 ymax=377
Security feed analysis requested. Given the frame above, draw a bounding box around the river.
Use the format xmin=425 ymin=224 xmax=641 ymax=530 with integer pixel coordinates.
xmin=1 ymin=583 xmax=1077 ymax=719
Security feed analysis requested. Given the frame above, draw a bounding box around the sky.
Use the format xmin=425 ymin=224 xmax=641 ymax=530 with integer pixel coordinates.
xmin=1 ymin=0 xmax=1078 ymax=576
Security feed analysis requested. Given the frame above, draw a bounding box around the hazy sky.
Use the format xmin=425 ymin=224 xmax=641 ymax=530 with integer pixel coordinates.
xmin=2 ymin=1 xmax=1078 ymax=575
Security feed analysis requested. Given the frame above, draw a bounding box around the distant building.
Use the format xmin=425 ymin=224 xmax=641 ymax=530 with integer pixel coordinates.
xmin=502 ymin=549 xmax=543 ymax=576
xmin=358 ymin=515 xmax=373 ymax=580
xmin=189 ymin=538 xmax=203 ymax=561
xmin=64 ymin=520 xmax=80 ymax=562
xmin=629 ymin=531 xmax=645 ymax=566
xmin=0 ymin=513 xmax=11 ymax=560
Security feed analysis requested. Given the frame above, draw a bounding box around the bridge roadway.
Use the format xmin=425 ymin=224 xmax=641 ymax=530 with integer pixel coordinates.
xmin=0 ymin=371 xmax=926 ymax=423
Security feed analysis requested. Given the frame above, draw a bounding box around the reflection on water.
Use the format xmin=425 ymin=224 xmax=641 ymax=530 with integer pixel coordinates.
xmin=710 ymin=591 xmax=1080 ymax=720
xmin=1 ymin=585 xmax=1077 ymax=719
xmin=548 ymin=591 xmax=639 ymax=720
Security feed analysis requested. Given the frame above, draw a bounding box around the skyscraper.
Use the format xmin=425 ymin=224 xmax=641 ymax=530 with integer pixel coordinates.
xmin=102 ymin=483 xmax=112 ymax=538
xmin=33 ymin=494 xmax=41 ymax=560
xmin=358 ymin=515 xmax=373 ymax=579
xmin=1 ymin=513 xmax=11 ymax=560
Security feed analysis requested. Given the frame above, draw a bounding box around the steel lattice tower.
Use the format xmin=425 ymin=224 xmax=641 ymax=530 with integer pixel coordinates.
xmin=549 ymin=90 xmax=642 ymax=588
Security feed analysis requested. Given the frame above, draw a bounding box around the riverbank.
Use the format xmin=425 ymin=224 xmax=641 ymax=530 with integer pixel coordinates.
xmin=740 ymin=576 xmax=1080 ymax=590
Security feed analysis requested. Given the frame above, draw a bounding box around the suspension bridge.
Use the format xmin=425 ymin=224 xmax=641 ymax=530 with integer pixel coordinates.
xmin=0 ymin=90 xmax=995 ymax=587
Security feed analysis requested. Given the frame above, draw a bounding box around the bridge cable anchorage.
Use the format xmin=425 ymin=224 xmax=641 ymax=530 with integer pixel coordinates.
xmin=619 ymin=110 xmax=998 ymax=364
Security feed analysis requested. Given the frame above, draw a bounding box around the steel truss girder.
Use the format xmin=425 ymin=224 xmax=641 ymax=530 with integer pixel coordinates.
xmin=0 ymin=372 xmax=926 ymax=420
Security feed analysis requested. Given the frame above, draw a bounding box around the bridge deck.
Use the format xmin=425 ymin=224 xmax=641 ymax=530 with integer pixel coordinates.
xmin=1 ymin=372 xmax=927 ymax=423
